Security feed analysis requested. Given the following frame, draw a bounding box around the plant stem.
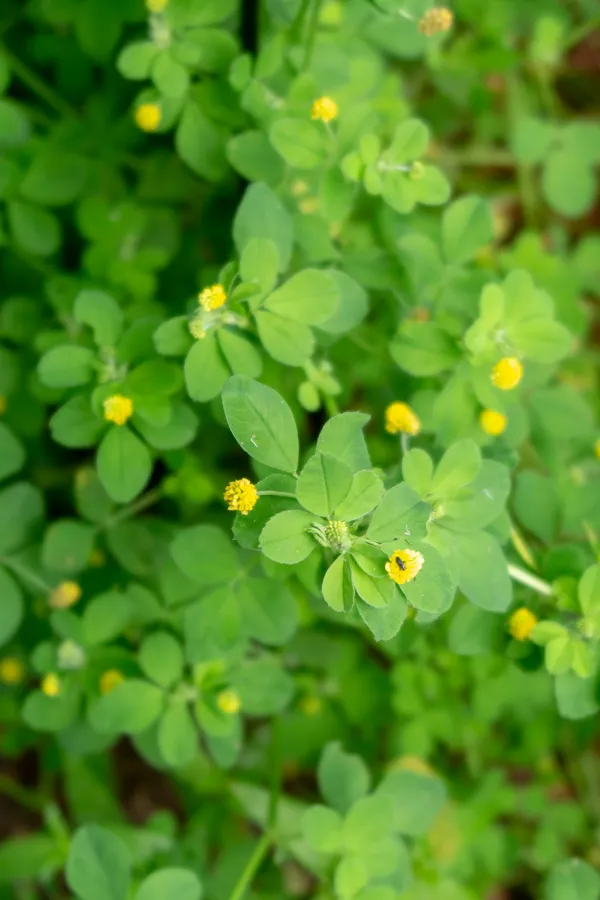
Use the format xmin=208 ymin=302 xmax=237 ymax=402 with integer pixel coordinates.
xmin=323 ymin=393 xmax=340 ymax=418
xmin=0 ymin=44 xmax=77 ymax=118
xmin=303 ymin=0 xmax=323 ymax=69
xmin=258 ymin=491 xmax=297 ymax=499
xmin=0 ymin=557 xmax=52 ymax=594
xmin=228 ymin=831 xmax=272 ymax=900
xmin=0 ymin=775 xmax=47 ymax=812
xmin=441 ymin=146 xmax=516 ymax=168
xmin=101 ymin=487 xmax=164 ymax=530
xmin=564 ymin=12 xmax=600 ymax=50
xmin=508 ymin=564 xmax=553 ymax=597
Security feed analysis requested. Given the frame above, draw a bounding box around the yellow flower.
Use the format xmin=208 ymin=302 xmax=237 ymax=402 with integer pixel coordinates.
xmin=0 ymin=657 xmax=25 ymax=685
xmin=135 ymin=103 xmax=161 ymax=132
xmin=103 ymin=394 xmax=133 ymax=426
xmin=0 ymin=395 xmax=6 ymax=415
xmin=393 ymin=755 xmax=435 ymax=776
xmin=100 ymin=669 xmax=125 ymax=695
xmin=385 ymin=401 xmax=421 ymax=436
xmin=300 ymin=695 xmax=322 ymax=716
xmin=50 ymin=581 xmax=82 ymax=610
xmin=480 ymin=409 xmax=507 ymax=436
xmin=491 ymin=357 xmax=523 ymax=391
xmin=595 ymin=438 xmax=600 ymax=460
xmin=299 ymin=197 xmax=320 ymax=215
xmin=224 ymin=478 xmax=259 ymax=515
xmin=146 ymin=0 xmax=168 ymax=11
xmin=311 ymin=96 xmax=338 ymax=123
xmin=418 ymin=6 xmax=454 ymax=35
xmin=217 ymin=689 xmax=241 ymax=715
xmin=189 ymin=318 xmax=207 ymax=340
xmin=41 ymin=673 xmax=61 ymax=697
xmin=198 ymin=283 xmax=227 ymax=312
xmin=509 ymin=607 xmax=538 ymax=641
xmin=291 ymin=180 xmax=309 ymax=196
xmin=385 ymin=549 xmax=424 ymax=585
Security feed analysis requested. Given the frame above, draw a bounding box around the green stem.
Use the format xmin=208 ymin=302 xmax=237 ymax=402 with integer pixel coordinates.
xmin=258 ymin=490 xmax=297 ymax=499
xmin=508 ymin=564 xmax=553 ymax=597
xmin=228 ymin=832 xmax=272 ymax=900
xmin=506 ymin=76 xmax=538 ymax=226
xmin=0 ymin=44 xmax=78 ymax=118
xmin=101 ymin=487 xmax=164 ymax=530
xmin=0 ymin=557 xmax=52 ymax=594
xmin=441 ymin=146 xmax=516 ymax=168
xmin=323 ymin=393 xmax=340 ymax=418
xmin=564 ymin=12 xmax=600 ymax=50
xmin=303 ymin=0 xmax=323 ymax=69
xmin=0 ymin=775 xmax=47 ymax=812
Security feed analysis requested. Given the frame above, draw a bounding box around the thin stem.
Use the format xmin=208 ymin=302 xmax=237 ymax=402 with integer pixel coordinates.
xmin=0 ymin=775 xmax=47 ymax=812
xmin=510 ymin=524 xmax=538 ymax=570
xmin=400 ymin=433 xmax=409 ymax=456
xmin=0 ymin=44 xmax=78 ymax=118
xmin=303 ymin=0 xmax=323 ymax=69
xmin=228 ymin=831 xmax=271 ymax=900
xmin=323 ymin=393 xmax=340 ymax=418
xmin=101 ymin=487 xmax=164 ymax=530
xmin=258 ymin=491 xmax=297 ymax=499
xmin=564 ymin=12 xmax=600 ymax=50
xmin=508 ymin=564 xmax=553 ymax=597
xmin=441 ymin=146 xmax=516 ymax=168
xmin=0 ymin=557 xmax=52 ymax=594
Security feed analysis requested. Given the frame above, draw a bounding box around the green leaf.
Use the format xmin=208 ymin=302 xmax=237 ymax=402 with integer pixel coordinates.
xmin=555 ymin=673 xmax=599 ymax=720
xmin=240 ymin=237 xmax=279 ymax=293
xmin=335 ymin=858 xmax=368 ymax=900
xmin=351 ymin=564 xmax=394 ymax=608
xmin=510 ymin=316 xmax=572 ymax=364
xmin=322 ymin=555 xmax=355 ymax=612
xmin=442 ymin=460 xmax=511 ymax=531
xmin=448 ymin=530 xmax=512 ymax=612
xmin=442 ymin=196 xmax=494 ymax=264
xmin=154 ymin=317 xmax=193 ymax=357
xmin=74 ymin=290 xmax=123 ymax=347
xmin=546 ymin=859 xmax=600 ymax=900
xmin=140 ymin=632 xmax=184 ymax=688
xmin=0 ymin=99 xmax=30 ymax=147
xmin=357 ymin=591 xmax=407 ymax=641
xmin=367 ymin=483 xmax=429 ymax=543
xmin=513 ymin=471 xmax=559 ymax=543
xmin=158 ymin=703 xmax=198 ymax=767
xmin=317 ymin=412 xmax=371 ymax=473
xmin=448 ymin=604 xmax=503 ymax=656
xmin=376 ymin=770 xmax=446 ymax=836
xmin=152 ymin=52 xmax=189 ymax=97
xmin=318 ymin=742 xmax=371 ymax=815
xmin=50 ymin=395 xmax=104 ymax=448
xmin=399 ymin=540 xmax=455 ymax=616
xmin=402 ymin=449 xmax=433 ymax=497
xmin=217 ymin=329 xmax=262 ymax=379
xmin=579 ymin=565 xmax=600 ymax=617
xmin=0 ymin=835 xmax=59 ymax=883
xmin=226 ymin=130 xmax=286 ymax=186
xmin=117 ymin=41 xmax=158 ymax=79
xmin=390 ymin=322 xmax=459 ymax=377
xmin=66 ymin=826 xmax=131 ymax=900
xmin=83 ymin=591 xmax=133 ymax=645
xmin=263 ymin=269 xmax=340 ymax=325
xmin=171 ymin=524 xmax=237 ymax=585
xmin=269 ymin=118 xmax=327 ymax=169
xmin=184 ymin=587 xmax=242 ymax=661
xmin=135 ymin=869 xmax=202 ymax=900
xmin=233 ymin=473 xmax=298 ymax=550
xmin=233 ymin=182 xmax=293 ymax=272
xmin=334 ymin=470 xmax=383 ymax=521
xmin=135 ymin=403 xmax=198 ymax=451
xmin=259 ymin=510 xmax=316 ymax=564
xmin=96 ymin=427 xmax=152 ymax=504
xmin=184 ymin=331 xmax=230 ymax=402
xmin=38 ymin=345 xmax=96 ymax=389
xmin=296 ymin=452 xmax=353 ymax=517
xmin=222 ymin=375 xmax=299 ymax=473
xmin=255 ymin=310 xmax=314 ymax=366
xmin=301 ymin=805 xmax=342 ymax=854
xmin=0 ymin=566 xmax=23 ymax=647
xmin=0 ymin=482 xmax=44 ymax=554
xmin=318 ymin=270 xmax=368 ymax=334
xmin=90 ymin=680 xmax=164 ymax=735
xmin=231 ymin=660 xmax=295 ymax=715
xmin=545 ymin=636 xmax=574 ymax=675
xmin=430 ymin=439 xmax=481 ymax=499
xmin=7 ymin=200 xmax=60 ymax=256
xmin=20 ymin=151 xmax=88 ymax=207
xmin=511 ymin=116 xmax=556 ymax=165
xmin=176 ymin=101 xmax=227 ymax=181
xmin=0 ymin=422 xmax=25 ymax=482
xmin=384 ymin=118 xmax=429 ymax=163
xmin=239 ymin=578 xmax=298 ymax=646
xmin=42 ymin=519 xmax=95 ymax=573
xmin=542 ymin=149 xmax=596 ymax=218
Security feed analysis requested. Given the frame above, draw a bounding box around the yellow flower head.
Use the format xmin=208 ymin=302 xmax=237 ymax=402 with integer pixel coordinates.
xmin=100 ymin=669 xmax=125 ymax=695
xmin=146 ymin=0 xmax=168 ymax=11
xmin=50 ymin=581 xmax=82 ymax=610
xmin=189 ymin=318 xmax=207 ymax=340
xmin=41 ymin=673 xmax=61 ymax=697
xmin=311 ymin=96 xmax=338 ymax=123
xmin=393 ymin=755 xmax=435 ymax=776
xmin=509 ymin=607 xmax=538 ymax=641
xmin=491 ymin=357 xmax=523 ymax=391
xmin=0 ymin=657 xmax=25 ymax=685
xmin=300 ymin=695 xmax=322 ymax=716
xmin=385 ymin=548 xmax=424 ymax=585
xmin=0 ymin=395 xmax=6 ymax=415
xmin=135 ymin=103 xmax=161 ymax=132
xmin=217 ymin=689 xmax=241 ymax=715
xmin=103 ymin=394 xmax=133 ymax=426
xmin=198 ymin=283 xmax=227 ymax=312
xmin=480 ymin=408 xmax=507 ymax=436
xmin=385 ymin=402 xmax=421 ymax=436
xmin=418 ymin=6 xmax=454 ymax=35
xmin=595 ymin=438 xmax=600 ymax=460
xmin=224 ymin=478 xmax=259 ymax=515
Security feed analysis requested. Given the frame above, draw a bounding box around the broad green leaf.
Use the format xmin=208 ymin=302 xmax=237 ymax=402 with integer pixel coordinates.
xmin=135 ymin=869 xmax=202 ymax=900
xmin=513 ymin=471 xmax=559 ymax=543
xmin=240 ymin=237 xmax=279 ymax=293
xmin=384 ymin=118 xmax=429 ymax=163
xmin=233 ymin=182 xmax=293 ymax=272
xmin=398 ymin=540 xmax=455 ymax=616
xmin=442 ymin=461 xmax=511 ymax=532
xmin=255 ymin=310 xmax=314 ymax=366
xmin=318 ymin=742 xmax=371 ymax=815
xmin=7 ymin=200 xmax=60 ymax=256
xmin=66 ymin=826 xmax=131 ymax=900
xmin=171 ymin=524 xmax=237 ymax=585
xmin=579 ymin=565 xmax=600 ymax=617
xmin=317 ymin=412 xmax=371 ymax=473
xmin=239 ymin=578 xmax=298 ymax=646
xmin=322 ymin=556 xmax=355 ymax=612
xmin=448 ymin=530 xmax=512 ymax=612
xmin=263 ymin=270 xmax=340 ymax=324
xmin=184 ymin=331 xmax=230 ymax=402
xmin=335 ymin=857 xmax=368 ymax=900
xmin=96 ymin=427 xmax=152 ymax=504
xmin=42 ymin=519 xmax=95 ymax=573
xmin=176 ymin=101 xmax=227 ymax=181
xmin=269 ymin=118 xmax=327 ymax=169
xmin=376 ymin=770 xmax=446 ymax=836
xmin=117 ymin=41 xmax=158 ymax=79
xmin=0 ymin=566 xmax=23 ymax=647
xmin=0 ymin=422 xmax=25 ymax=482
xmin=74 ymin=290 xmax=123 ymax=347
xmin=90 ymin=680 xmax=164 ymax=735
xmin=184 ymin=587 xmax=242 ymax=661
xmin=367 ymin=483 xmax=429 ymax=543
xmin=555 ymin=673 xmax=599 ymax=720
xmin=509 ymin=317 xmax=572 ymax=364
xmin=135 ymin=403 xmax=198 ymax=451
xmin=357 ymin=592 xmax=407 ymax=641
xmin=296 ymin=452 xmax=353 ymax=517
xmin=231 ymin=660 xmax=295 ymax=715
xmin=334 ymin=470 xmax=383 ymax=521
xmin=430 ymin=439 xmax=481 ymax=499
xmin=0 ymin=99 xmax=30 ymax=147
xmin=511 ymin=116 xmax=556 ymax=165
xmin=158 ymin=703 xmax=198 ymax=768
xmin=139 ymin=632 xmax=184 ymax=687
xmin=402 ymin=449 xmax=433 ymax=497
xmin=226 ymin=130 xmax=286 ymax=186
xmin=351 ymin=564 xmax=394 ymax=608
xmin=0 ymin=835 xmax=59 ymax=883
xmin=83 ymin=591 xmax=133 ymax=645
xmin=542 ymin=149 xmax=595 ymax=219
xmin=0 ymin=482 xmax=44 ymax=554
xmin=20 ymin=151 xmax=88 ymax=206
xmin=390 ymin=322 xmax=459 ymax=377
xmin=50 ymin=395 xmax=104 ymax=448
xmin=546 ymin=858 xmax=600 ymax=900
xmin=301 ymin=805 xmax=342 ymax=854
xmin=154 ymin=316 xmax=193 ymax=357
xmin=152 ymin=52 xmax=189 ymax=97
xmin=318 ymin=270 xmax=368 ymax=334
xmin=38 ymin=345 xmax=95 ymax=389
xmin=233 ymin=473 xmax=299 ymax=551
xmin=259 ymin=510 xmax=316 ymax=564
xmin=222 ymin=375 xmax=299 ymax=473
xmin=448 ymin=604 xmax=503 ymax=656
xmin=442 ymin=196 xmax=493 ymax=264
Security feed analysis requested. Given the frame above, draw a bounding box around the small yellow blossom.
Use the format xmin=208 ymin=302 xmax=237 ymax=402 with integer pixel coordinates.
xmin=385 ymin=401 xmax=421 ymax=436
xmin=509 ymin=607 xmax=538 ymax=641
xmin=393 ymin=755 xmax=435 ymax=776
xmin=300 ymin=695 xmax=322 ymax=716
xmin=224 ymin=478 xmax=259 ymax=515
xmin=595 ymin=438 xmax=600 ymax=460
xmin=198 ymin=283 xmax=227 ymax=312
xmin=100 ymin=669 xmax=125 ymax=695
xmin=418 ymin=6 xmax=454 ymax=36
xmin=50 ymin=581 xmax=82 ymax=610
xmin=41 ymin=673 xmax=61 ymax=697
xmin=0 ymin=657 xmax=25 ymax=685
xmin=299 ymin=197 xmax=319 ymax=215
xmin=491 ymin=357 xmax=523 ymax=391
xmin=0 ymin=395 xmax=6 ymax=415
xmin=189 ymin=318 xmax=207 ymax=340
xmin=103 ymin=394 xmax=133 ymax=426
xmin=135 ymin=103 xmax=161 ymax=132
xmin=480 ymin=409 xmax=507 ymax=436
xmin=385 ymin=548 xmax=424 ymax=585
xmin=291 ymin=180 xmax=309 ymax=196
xmin=146 ymin=0 xmax=168 ymax=11
xmin=217 ymin=689 xmax=241 ymax=715
xmin=311 ymin=96 xmax=338 ymax=123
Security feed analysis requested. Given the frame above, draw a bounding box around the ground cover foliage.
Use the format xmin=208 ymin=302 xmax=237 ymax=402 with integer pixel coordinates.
xmin=1 ymin=0 xmax=600 ymax=898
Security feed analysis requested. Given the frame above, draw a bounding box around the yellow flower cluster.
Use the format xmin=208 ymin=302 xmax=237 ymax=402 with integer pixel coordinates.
xmin=224 ymin=478 xmax=259 ymax=515
xmin=50 ymin=580 xmax=82 ymax=610
xmin=311 ymin=96 xmax=338 ymax=123
xmin=100 ymin=670 xmax=125 ymax=695
xmin=0 ymin=657 xmax=25 ymax=685
xmin=509 ymin=607 xmax=538 ymax=641
xmin=385 ymin=548 xmax=424 ymax=585
xmin=491 ymin=357 xmax=523 ymax=391
xmin=103 ymin=395 xmax=133 ymax=426
xmin=198 ymin=283 xmax=227 ymax=312
xmin=135 ymin=103 xmax=161 ymax=132
xmin=385 ymin=402 xmax=421 ymax=436
xmin=42 ymin=673 xmax=61 ymax=697
xmin=146 ymin=0 xmax=168 ymax=12
xmin=217 ymin=689 xmax=241 ymax=714
xmin=189 ymin=318 xmax=207 ymax=340
xmin=418 ymin=7 xmax=454 ymax=36
xmin=480 ymin=408 xmax=507 ymax=436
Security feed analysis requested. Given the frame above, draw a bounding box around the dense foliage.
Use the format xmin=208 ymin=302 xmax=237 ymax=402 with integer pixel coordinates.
xmin=1 ymin=0 xmax=600 ymax=898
